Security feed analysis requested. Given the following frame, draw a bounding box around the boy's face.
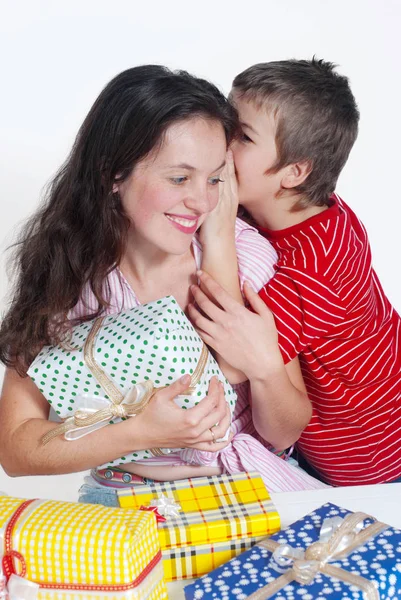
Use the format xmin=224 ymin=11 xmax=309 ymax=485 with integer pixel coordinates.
xmin=230 ymin=91 xmax=284 ymax=208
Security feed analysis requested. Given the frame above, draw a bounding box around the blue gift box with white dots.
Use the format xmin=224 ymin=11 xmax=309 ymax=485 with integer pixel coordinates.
xmin=184 ymin=502 xmax=401 ymax=600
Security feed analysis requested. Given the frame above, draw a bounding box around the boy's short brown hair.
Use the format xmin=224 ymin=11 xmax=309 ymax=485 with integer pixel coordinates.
xmin=233 ymin=58 xmax=359 ymax=209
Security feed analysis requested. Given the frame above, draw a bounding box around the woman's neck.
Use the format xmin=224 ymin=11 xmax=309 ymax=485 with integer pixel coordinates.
xmin=119 ymin=238 xmax=197 ymax=309
xmin=121 ymin=244 xmax=185 ymax=283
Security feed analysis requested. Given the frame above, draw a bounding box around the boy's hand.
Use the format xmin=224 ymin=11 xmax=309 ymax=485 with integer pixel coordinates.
xmin=188 ymin=271 xmax=283 ymax=382
xmin=199 ymin=150 xmax=238 ymax=246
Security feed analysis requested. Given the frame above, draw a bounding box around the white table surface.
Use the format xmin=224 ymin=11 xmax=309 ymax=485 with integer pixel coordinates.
xmin=167 ymin=483 xmax=401 ymax=599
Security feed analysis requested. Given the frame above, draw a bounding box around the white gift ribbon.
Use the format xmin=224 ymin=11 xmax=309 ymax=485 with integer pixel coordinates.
xmin=5 ymin=575 xmax=39 ymax=600
xmin=271 ymin=515 xmax=366 ymax=584
xmin=63 ymin=382 xmax=153 ymax=440
xmin=152 ymin=495 xmax=181 ymax=518
xmin=0 ymin=574 xmax=7 ymax=600
xmin=1 ymin=527 xmax=38 ymax=600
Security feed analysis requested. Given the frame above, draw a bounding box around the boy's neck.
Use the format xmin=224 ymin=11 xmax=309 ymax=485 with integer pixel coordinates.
xmin=246 ymin=194 xmax=330 ymax=231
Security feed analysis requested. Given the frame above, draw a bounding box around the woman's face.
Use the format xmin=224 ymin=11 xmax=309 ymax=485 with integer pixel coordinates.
xmin=117 ymin=118 xmax=226 ymax=256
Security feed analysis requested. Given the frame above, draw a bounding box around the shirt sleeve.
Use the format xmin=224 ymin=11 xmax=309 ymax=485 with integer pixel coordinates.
xmin=234 ymin=218 xmax=278 ymax=292
xmin=259 ymin=265 xmax=347 ymax=363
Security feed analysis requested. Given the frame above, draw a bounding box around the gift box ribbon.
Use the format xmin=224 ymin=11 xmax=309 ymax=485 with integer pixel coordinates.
xmin=1 ymin=500 xmax=34 ymax=583
xmin=1 ymin=574 xmax=40 ymax=600
xmin=141 ymin=495 xmax=182 ymax=520
xmin=41 ymin=315 xmax=208 ymax=451
xmin=246 ymin=511 xmax=387 ymax=600
xmin=139 ymin=506 xmax=167 ymax=523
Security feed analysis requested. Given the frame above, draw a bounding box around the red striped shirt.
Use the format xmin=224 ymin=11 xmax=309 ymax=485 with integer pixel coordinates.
xmin=258 ymin=195 xmax=401 ymax=486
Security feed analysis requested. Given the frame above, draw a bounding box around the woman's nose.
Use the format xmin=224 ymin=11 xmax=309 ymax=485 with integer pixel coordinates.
xmin=185 ymin=183 xmax=216 ymax=214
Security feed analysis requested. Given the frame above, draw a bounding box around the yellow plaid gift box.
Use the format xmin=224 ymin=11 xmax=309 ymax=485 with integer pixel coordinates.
xmin=117 ymin=471 xmax=280 ymax=581
xmin=0 ymin=495 xmax=167 ymax=599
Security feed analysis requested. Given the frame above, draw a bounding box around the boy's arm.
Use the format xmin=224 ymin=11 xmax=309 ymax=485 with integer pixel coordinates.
xmin=188 ymin=273 xmax=312 ymax=450
xmin=199 ymin=151 xmax=246 ymax=383
xmin=249 ymin=354 xmax=312 ymax=450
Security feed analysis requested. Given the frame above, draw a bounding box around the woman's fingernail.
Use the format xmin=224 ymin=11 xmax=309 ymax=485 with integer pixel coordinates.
xmin=180 ymin=374 xmax=190 ymax=384
xmin=244 ymin=280 xmax=256 ymax=292
xmin=197 ymin=270 xmax=203 ymax=277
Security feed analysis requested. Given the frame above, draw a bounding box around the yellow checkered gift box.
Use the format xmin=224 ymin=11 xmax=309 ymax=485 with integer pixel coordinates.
xmin=0 ymin=495 xmax=167 ymax=599
xmin=117 ymin=471 xmax=280 ymax=581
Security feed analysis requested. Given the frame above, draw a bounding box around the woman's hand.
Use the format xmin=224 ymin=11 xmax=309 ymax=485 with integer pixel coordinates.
xmin=134 ymin=374 xmax=232 ymax=452
xmin=0 ymin=368 xmax=230 ymax=477
xmin=188 ymin=271 xmax=283 ymax=381
xmin=199 ymin=150 xmax=238 ymax=246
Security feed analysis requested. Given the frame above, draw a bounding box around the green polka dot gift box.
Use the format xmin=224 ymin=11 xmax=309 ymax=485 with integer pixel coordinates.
xmin=28 ymin=296 xmax=237 ymax=467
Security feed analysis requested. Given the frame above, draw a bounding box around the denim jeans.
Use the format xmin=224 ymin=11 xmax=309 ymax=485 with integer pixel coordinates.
xmin=78 ymin=474 xmax=155 ymax=507
xmin=78 ymin=483 xmax=120 ymax=507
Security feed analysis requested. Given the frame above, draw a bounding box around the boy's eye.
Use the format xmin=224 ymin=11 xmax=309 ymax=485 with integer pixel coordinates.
xmin=208 ymin=177 xmax=224 ymax=186
xmin=240 ymin=132 xmax=253 ymax=143
xmin=170 ymin=176 xmax=188 ymax=185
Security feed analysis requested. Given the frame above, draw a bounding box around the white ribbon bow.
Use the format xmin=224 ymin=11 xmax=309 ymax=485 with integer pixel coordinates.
xmin=1 ymin=528 xmax=39 ymax=600
xmin=152 ymin=495 xmax=181 ymax=518
xmin=271 ymin=516 xmax=364 ymax=585
xmin=63 ymin=382 xmax=153 ymax=440
xmin=0 ymin=574 xmax=39 ymax=600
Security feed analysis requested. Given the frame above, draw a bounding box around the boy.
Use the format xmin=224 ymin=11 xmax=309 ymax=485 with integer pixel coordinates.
xmin=191 ymin=58 xmax=401 ymax=486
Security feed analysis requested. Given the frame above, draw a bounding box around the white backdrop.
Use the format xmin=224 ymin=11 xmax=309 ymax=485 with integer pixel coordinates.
xmin=1 ymin=0 xmax=400 ymax=500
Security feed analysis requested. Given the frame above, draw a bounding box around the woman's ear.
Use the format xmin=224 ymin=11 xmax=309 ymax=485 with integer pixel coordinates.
xmin=281 ymin=160 xmax=312 ymax=189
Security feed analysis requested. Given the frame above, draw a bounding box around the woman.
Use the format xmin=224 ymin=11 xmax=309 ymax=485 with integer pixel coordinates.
xmin=0 ymin=66 xmax=324 ymax=506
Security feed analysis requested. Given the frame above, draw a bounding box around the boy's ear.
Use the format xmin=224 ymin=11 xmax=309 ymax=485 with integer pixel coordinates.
xmin=281 ymin=160 xmax=312 ymax=190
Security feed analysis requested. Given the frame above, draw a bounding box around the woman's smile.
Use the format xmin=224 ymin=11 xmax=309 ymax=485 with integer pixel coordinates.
xmin=165 ymin=213 xmax=199 ymax=234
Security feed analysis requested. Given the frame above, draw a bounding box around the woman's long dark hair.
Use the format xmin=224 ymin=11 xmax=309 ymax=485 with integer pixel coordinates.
xmin=0 ymin=65 xmax=238 ymax=375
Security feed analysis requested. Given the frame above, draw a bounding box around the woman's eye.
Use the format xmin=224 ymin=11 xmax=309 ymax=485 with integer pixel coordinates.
xmin=170 ymin=176 xmax=188 ymax=185
xmin=240 ymin=132 xmax=252 ymax=143
xmin=208 ymin=177 xmax=224 ymax=186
